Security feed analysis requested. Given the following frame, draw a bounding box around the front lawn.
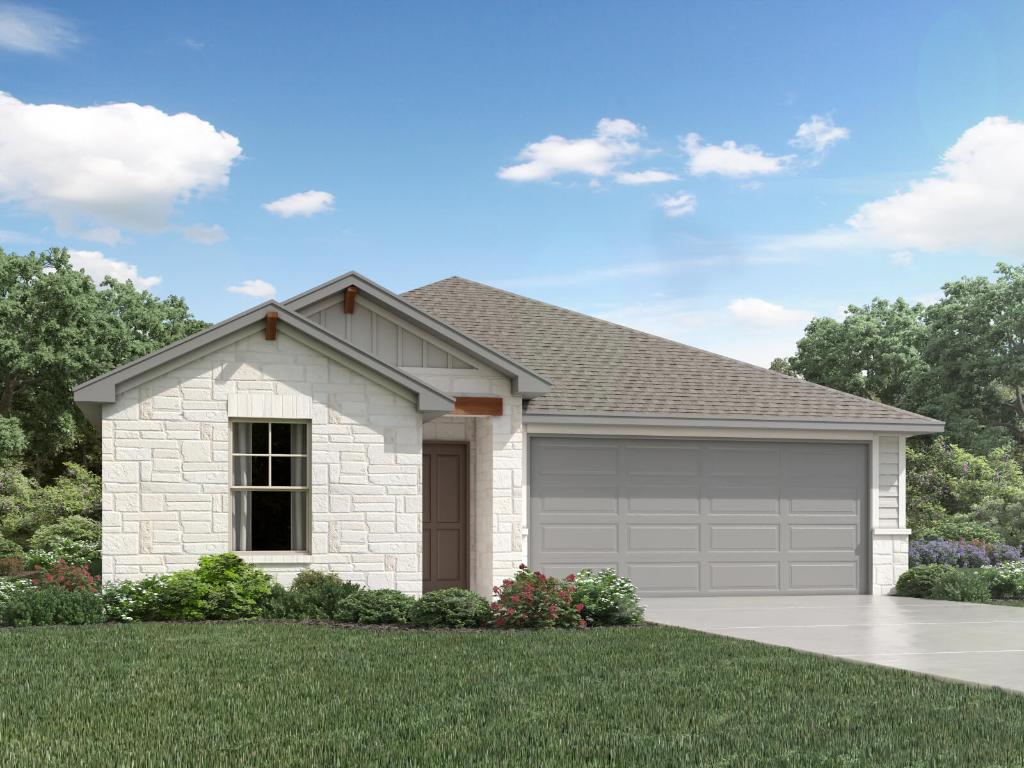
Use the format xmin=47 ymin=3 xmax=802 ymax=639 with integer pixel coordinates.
xmin=3 ymin=623 xmax=1024 ymax=766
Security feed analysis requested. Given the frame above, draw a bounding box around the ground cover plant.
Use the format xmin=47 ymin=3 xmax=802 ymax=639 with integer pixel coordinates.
xmin=3 ymin=622 xmax=1024 ymax=767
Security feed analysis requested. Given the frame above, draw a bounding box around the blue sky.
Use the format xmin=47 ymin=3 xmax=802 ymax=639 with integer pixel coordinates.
xmin=1 ymin=1 xmax=1023 ymax=365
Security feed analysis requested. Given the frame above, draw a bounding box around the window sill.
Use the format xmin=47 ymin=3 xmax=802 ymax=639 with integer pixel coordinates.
xmin=234 ymin=551 xmax=313 ymax=565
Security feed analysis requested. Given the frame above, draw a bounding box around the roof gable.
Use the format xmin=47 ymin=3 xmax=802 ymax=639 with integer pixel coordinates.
xmin=282 ymin=272 xmax=550 ymax=396
xmin=73 ymin=302 xmax=455 ymax=428
xmin=402 ymin=276 xmax=944 ymax=433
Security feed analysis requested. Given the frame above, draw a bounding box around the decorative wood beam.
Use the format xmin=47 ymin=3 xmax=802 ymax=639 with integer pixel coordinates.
xmin=343 ymin=285 xmax=358 ymax=314
xmin=265 ymin=311 xmax=278 ymax=340
xmin=451 ymin=396 xmax=503 ymax=417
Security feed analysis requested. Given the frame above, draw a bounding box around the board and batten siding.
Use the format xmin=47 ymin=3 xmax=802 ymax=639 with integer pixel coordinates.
xmin=301 ymin=295 xmax=473 ymax=370
xmin=877 ymin=435 xmax=901 ymax=528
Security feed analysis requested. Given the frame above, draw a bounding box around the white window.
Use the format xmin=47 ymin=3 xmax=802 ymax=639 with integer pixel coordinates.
xmin=231 ymin=421 xmax=309 ymax=551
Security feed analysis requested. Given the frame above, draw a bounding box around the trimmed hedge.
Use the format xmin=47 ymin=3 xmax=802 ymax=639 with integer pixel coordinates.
xmin=409 ymin=588 xmax=490 ymax=628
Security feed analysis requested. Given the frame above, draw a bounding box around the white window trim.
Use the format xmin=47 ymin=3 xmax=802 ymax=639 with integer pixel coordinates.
xmin=229 ymin=418 xmax=312 ymax=554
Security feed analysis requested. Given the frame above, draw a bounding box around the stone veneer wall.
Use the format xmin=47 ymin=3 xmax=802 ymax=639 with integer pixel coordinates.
xmin=101 ymin=329 xmax=423 ymax=591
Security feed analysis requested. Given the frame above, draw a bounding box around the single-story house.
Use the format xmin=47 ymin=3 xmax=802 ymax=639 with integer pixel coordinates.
xmin=74 ymin=272 xmax=943 ymax=597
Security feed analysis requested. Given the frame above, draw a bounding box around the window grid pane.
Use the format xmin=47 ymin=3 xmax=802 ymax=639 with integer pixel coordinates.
xmin=232 ymin=420 xmax=310 ymax=551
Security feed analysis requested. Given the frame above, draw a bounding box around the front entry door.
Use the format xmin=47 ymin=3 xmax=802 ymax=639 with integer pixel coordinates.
xmin=423 ymin=442 xmax=469 ymax=592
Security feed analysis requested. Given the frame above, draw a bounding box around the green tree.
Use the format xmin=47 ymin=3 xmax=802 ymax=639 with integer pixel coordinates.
xmin=770 ymin=298 xmax=929 ymax=410
xmin=906 ymin=438 xmax=1024 ymax=545
xmin=921 ymin=263 xmax=1024 ymax=453
xmin=0 ymin=247 xmax=207 ymax=479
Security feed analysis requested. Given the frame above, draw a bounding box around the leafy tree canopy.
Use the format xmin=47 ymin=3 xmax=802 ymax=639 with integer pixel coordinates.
xmin=772 ymin=263 xmax=1024 ymax=454
xmin=0 ymin=247 xmax=207 ymax=479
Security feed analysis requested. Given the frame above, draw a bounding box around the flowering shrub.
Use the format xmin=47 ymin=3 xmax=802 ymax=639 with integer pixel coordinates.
xmin=572 ymin=568 xmax=644 ymax=626
xmin=909 ymin=538 xmax=1021 ymax=568
xmin=490 ymin=564 xmax=585 ymax=629
xmin=101 ymin=580 xmax=147 ymax=622
xmin=30 ymin=559 xmax=96 ymax=592
xmin=988 ymin=561 xmax=1024 ymax=599
xmin=24 ymin=538 xmax=96 ymax=570
xmin=0 ymin=577 xmax=34 ymax=607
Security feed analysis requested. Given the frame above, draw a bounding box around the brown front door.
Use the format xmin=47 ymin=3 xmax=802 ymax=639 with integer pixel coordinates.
xmin=423 ymin=442 xmax=469 ymax=592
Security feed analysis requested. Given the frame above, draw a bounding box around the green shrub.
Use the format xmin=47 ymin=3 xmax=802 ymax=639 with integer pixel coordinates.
xmin=0 ymin=585 xmax=104 ymax=626
xmin=29 ymin=515 xmax=100 ymax=552
xmin=914 ymin=516 xmax=1004 ymax=544
xmin=928 ymin=568 xmax=993 ymax=603
xmin=0 ymin=535 xmax=24 ymax=559
xmin=410 ymin=588 xmax=490 ymax=628
xmin=287 ymin=570 xmax=361 ymax=620
xmin=895 ymin=564 xmax=955 ymax=598
xmin=0 ymin=463 xmax=101 ymax=547
xmin=101 ymin=580 xmax=149 ymax=622
xmin=572 ymin=568 xmax=645 ymax=626
xmin=337 ymin=589 xmax=416 ymax=624
xmin=195 ymin=553 xmax=274 ymax=620
xmin=989 ymin=561 xmax=1024 ymax=599
xmin=140 ymin=571 xmax=209 ymax=621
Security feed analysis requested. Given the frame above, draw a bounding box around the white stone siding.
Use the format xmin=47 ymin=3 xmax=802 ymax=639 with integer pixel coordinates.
xmin=101 ymin=329 xmax=423 ymax=592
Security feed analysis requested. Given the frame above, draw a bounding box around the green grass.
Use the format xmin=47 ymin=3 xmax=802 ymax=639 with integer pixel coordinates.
xmin=3 ymin=623 xmax=1024 ymax=767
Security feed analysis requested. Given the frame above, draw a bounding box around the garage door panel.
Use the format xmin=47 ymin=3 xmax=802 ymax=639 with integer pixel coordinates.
xmin=541 ymin=524 xmax=618 ymax=553
xmin=531 ymin=438 xmax=868 ymax=597
xmin=628 ymin=524 xmax=700 ymax=552
xmin=534 ymin=485 xmax=618 ymax=515
xmin=707 ymin=496 xmax=781 ymax=515
xmin=708 ymin=562 xmax=780 ymax=591
xmin=533 ymin=442 xmax=618 ymax=477
xmin=789 ymin=524 xmax=858 ymax=551
xmin=628 ymin=563 xmax=701 ymax=594
xmin=709 ymin=524 xmax=780 ymax=552
xmin=623 ymin=444 xmax=700 ymax=478
xmin=621 ymin=485 xmax=700 ymax=515
xmin=789 ymin=562 xmax=858 ymax=590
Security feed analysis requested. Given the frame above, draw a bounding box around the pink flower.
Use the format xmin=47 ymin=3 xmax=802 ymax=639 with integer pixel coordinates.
xmin=566 ymin=573 xmax=576 ymax=582
xmin=575 ymin=603 xmax=584 ymax=613
xmin=579 ymin=619 xmax=587 ymax=628
xmin=511 ymin=595 xmax=520 ymax=603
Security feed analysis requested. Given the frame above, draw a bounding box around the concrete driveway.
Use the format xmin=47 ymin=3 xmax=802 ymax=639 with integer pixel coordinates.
xmin=645 ymin=595 xmax=1024 ymax=693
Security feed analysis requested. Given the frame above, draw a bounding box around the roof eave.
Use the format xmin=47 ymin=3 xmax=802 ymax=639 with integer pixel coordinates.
xmin=522 ymin=410 xmax=945 ymax=435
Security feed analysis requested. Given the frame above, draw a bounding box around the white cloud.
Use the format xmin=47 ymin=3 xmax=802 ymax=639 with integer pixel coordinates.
xmin=68 ymin=250 xmax=161 ymax=289
xmin=227 ymin=279 xmax=276 ymax=298
xmin=0 ymin=92 xmax=241 ymax=236
xmin=658 ymin=191 xmax=697 ymax=218
xmin=615 ymin=169 xmax=679 ymax=185
xmin=791 ymin=115 xmax=850 ymax=154
xmin=727 ymin=297 xmax=813 ymax=329
xmin=844 ymin=116 xmax=1024 ymax=253
xmin=0 ymin=4 xmax=77 ymax=54
xmin=595 ymin=298 xmax=808 ymax=367
xmin=498 ymin=118 xmax=643 ymax=182
xmin=262 ymin=190 xmax=334 ymax=218
xmin=183 ymin=224 xmax=227 ymax=244
xmin=683 ymin=132 xmax=794 ymax=178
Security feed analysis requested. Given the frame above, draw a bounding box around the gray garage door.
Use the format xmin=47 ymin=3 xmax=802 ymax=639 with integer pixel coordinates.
xmin=529 ymin=438 xmax=868 ymax=596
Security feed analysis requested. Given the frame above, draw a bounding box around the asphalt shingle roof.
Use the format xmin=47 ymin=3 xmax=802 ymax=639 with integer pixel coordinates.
xmin=402 ymin=276 xmax=942 ymax=427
